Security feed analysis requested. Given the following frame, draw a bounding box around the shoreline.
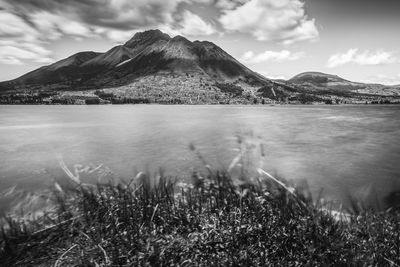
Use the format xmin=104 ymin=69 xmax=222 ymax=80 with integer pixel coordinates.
xmin=1 ymin=168 xmax=399 ymax=266
xmin=1 ymin=102 xmax=400 ymax=106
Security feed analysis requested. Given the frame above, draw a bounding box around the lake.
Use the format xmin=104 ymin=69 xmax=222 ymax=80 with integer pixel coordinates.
xmin=0 ymin=105 xmax=400 ymax=209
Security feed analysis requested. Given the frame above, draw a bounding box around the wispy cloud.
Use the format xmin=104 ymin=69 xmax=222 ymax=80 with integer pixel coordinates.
xmin=0 ymin=0 xmax=221 ymax=65
xmin=215 ymin=0 xmax=248 ymax=10
xmin=2 ymin=0 xmax=217 ymax=40
xmin=219 ymin=0 xmax=319 ymax=44
xmin=2 ymin=0 xmax=183 ymax=30
xmin=241 ymin=50 xmax=304 ymax=64
xmin=362 ymin=74 xmax=400 ymax=86
xmin=0 ymin=0 xmax=318 ymax=66
xmin=0 ymin=41 xmax=53 ymax=65
xmin=265 ymin=74 xmax=287 ymax=80
xmin=0 ymin=10 xmax=54 ymax=65
xmin=178 ymin=10 xmax=216 ymax=36
xmin=327 ymin=49 xmax=397 ymax=68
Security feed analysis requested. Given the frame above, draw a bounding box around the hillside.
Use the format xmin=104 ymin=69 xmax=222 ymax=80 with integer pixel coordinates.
xmin=6 ymin=52 xmax=102 ymax=86
xmin=289 ymin=72 xmax=400 ymax=96
xmin=1 ymin=30 xmax=399 ymax=104
xmin=0 ymin=30 xmax=271 ymax=93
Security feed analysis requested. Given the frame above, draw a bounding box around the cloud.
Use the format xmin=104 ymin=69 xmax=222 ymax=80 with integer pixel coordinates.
xmin=327 ymin=49 xmax=397 ymax=68
xmin=0 ymin=10 xmax=38 ymax=42
xmin=1 ymin=0 xmax=184 ymax=44
xmin=4 ymin=0 xmax=183 ymax=30
xmin=241 ymin=50 xmax=304 ymax=63
xmin=189 ymin=0 xmax=247 ymax=10
xmin=30 ymin=12 xmax=94 ymax=40
xmin=102 ymin=29 xmax=140 ymax=43
xmin=0 ymin=41 xmax=53 ymax=65
xmin=0 ymin=10 xmax=54 ymax=65
xmin=0 ymin=0 xmax=219 ymax=42
xmin=0 ymin=0 xmax=190 ymax=64
xmin=0 ymin=0 xmax=317 ymax=66
xmin=257 ymin=71 xmax=287 ymax=80
xmin=219 ymin=0 xmax=319 ymax=44
xmin=266 ymin=74 xmax=287 ymax=80
xmin=215 ymin=0 xmax=248 ymax=10
xmin=362 ymin=74 xmax=400 ymax=86
xmin=178 ymin=10 xmax=216 ymax=36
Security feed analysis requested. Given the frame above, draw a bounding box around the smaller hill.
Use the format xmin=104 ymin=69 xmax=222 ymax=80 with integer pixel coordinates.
xmin=289 ymin=72 xmax=400 ymax=96
xmin=289 ymin=72 xmax=365 ymax=91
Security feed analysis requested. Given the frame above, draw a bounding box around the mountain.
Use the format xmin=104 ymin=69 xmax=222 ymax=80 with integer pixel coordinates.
xmin=89 ymin=33 xmax=269 ymax=87
xmin=6 ymin=51 xmax=102 ymax=86
xmin=2 ymin=30 xmax=398 ymax=104
xmin=289 ymin=72 xmax=400 ymax=96
xmin=1 ymin=29 xmax=270 ymax=93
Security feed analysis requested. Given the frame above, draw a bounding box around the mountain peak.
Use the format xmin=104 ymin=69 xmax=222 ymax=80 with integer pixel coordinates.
xmin=124 ymin=29 xmax=171 ymax=49
xmin=193 ymin=40 xmax=215 ymax=47
xmin=133 ymin=29 xmax=169 ymax=38
xmin=292 ymin=72 xmax=340 ymax=79
xmin=170 ymin=35 xmax=191 ymax=43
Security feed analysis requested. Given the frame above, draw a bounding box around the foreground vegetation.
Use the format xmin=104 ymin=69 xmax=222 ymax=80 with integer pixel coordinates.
xmin=1 ymin=171 xmax=399 ymax=266
xmin=1 ymin=138 xmax=400 ymax=266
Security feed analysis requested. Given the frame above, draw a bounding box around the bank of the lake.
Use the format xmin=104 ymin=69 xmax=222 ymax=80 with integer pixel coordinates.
xmin=1 ymin=168 xmax=399 ymax=266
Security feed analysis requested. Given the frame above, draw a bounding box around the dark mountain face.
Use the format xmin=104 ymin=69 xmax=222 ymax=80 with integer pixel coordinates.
xmin=192 ymin=41 xmax=260 ymax=80
xmin=101 ymin=34 xmax=265 ymax=85
xmin=6 ymin=51 xmax=102 ymax=86
xmin=81 ymin=46 xmax=133 ymax=68
xmin=124 ymin=29 xmax=171 ymax=49
xmin=1 ymin=29 xmax=269 ymax=91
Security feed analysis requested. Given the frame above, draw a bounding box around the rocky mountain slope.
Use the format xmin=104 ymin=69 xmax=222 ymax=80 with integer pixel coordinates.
xmin=0 ymin=30 xmax=270 ymax=92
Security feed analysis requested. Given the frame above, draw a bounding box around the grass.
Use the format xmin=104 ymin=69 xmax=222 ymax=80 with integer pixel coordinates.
xmin=1 ymin=143 xmax=400 ymax=266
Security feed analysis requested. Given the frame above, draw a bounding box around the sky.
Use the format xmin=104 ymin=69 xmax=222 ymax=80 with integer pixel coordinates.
xmin=0 ymin=0 xmax=399 ymax=85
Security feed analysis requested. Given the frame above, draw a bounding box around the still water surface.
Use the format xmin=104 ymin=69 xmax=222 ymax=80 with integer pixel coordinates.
xmin=0 ymin=105 xmax=399 ymax=206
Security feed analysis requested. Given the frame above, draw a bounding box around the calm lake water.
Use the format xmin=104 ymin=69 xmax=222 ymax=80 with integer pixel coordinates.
xmin=0 ymin=105 xmax=399 ymax=207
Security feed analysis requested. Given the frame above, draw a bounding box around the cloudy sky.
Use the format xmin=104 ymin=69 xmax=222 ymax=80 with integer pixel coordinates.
xmin=1 ymin=0 xmax=399 ymax=84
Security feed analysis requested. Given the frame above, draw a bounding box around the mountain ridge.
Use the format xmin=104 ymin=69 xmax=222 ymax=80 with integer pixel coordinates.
xmin=1 ymin=29 xmax=269 ymax=90
xmin=289 ymin=71 xmax=400 ymax=96
xmin=0 ymin=29 xmax=399 ymax=104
